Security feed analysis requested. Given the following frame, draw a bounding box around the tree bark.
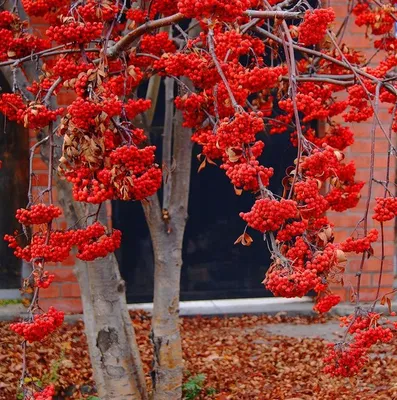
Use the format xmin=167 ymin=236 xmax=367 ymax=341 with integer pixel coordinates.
xmin=56 ymin=179 xmax=149 ymax=400
xmin=143 ymin=106 xmax=193 ymax=400
xmin=76 ymin=253 xmax=146 ymax=400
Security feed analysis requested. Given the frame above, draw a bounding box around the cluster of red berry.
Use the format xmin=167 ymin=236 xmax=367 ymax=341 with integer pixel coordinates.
xmin=21 ymin=0 xmax=67 ymax=17
xmin=294 ymin=179 xmax=329 ymax=219
xmin=354 ymin=2 xmax=395 ymax=36
xmin=298 ymin=8 xmax=335 ymax=46
xmin=5 ymin=221 xmax=122 ymax=263
xmin=217 ymin=112 xmax=264 ymax=150
xmin=20 ymin=104 xmax=64 ymax=129
xmin=124 ymin=98 xmax=152 ymax=121
xmin=0 ymin=95 xmax=64 ymax=129
xmin=276 ymin=220 xmax=308 ymax=242
xmin=0 ymin=93 xmax=27 ymax=121
xmin=46 ymin=21 xmax=103 ymax=44
xmin=72 ymin=223 xmax=123 ymax=261
xmin=5 ymin=230 xmax=74 ymax=263
xmin=31 ymin=384 xmax=56 ymax=400
xmin=0 ymin=13 xmax=50 ymax=61
xmin=135 ymin=32 xmax=177 ymax=67
xmin=16 ymin=204 xmax=62 ymax=225
xmin=221 ymin=160 xmax=273 ymax=192
xmin=310 ymin=125 xmax=354 ymax=151
xmin=339 ymin=229 xmax=378 ymax=254
xmin=104 ymin=68 xmax=144 ymax=96
xmin=77 ymin=0 xmax=119 ymax=22
xmin=27 ymin=77 xmax=61 ymax=98
xmin=324 ymin=312 xmax=394 ymax=376
xmin=52 ymin=57 xmax=92 ymax=80
xmin=154 ymin=53 xmax=214 ymax=89
xmin=31 ymin=385 xmax=55 ymax=400
xmin=63 ymin=145 xmax=161 ymax=203
xmin=148 ymin=0 xmax=179 ymax=17
xmin=0 ymin=10 xmax=16 ymax=27
xmin=313 ymin=294 xmax=341 ymax=313
xmin=265 ymin=264 xmax=320 ymax=298
xmin=240 ymin=198 xmax=298 ymax=232
xmin=343 ymin=84 xmax=374 ymax=123
xmin=177 ymin=0 xmax=251 ymax=21
xmin=34 ymin=271 xmax=55 ymax=289
xmin=373 ymin=197 xmax=397 ymax=221
xmin=126 ymin=8 xmax=148 ymax=25
xmin=10 ymin=307 xmax=64 ymax=342
xmin=197 ymin=29 xmax=265 ymax=62
xmin=326 ymin=181 xmax=364 ymax=212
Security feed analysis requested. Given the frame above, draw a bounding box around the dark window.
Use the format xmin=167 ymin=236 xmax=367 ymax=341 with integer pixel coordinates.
xmin=0 ymin=75 xmax=29 ymax=289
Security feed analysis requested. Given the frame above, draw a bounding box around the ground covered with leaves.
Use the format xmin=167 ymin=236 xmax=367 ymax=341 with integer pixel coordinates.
xmin=1 ymin=312 xmax=397 ymax=400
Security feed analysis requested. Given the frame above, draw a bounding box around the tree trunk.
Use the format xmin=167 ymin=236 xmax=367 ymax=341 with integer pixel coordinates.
xmin=76 ymin=253 xmax=147 ymax=400
xmin=56 ymin=179 xmax=148 ymax=400
xmin=143 ymin=105 xmax=193 ymax=400
xmin=147 ymin=224 xmax=185 ymax=399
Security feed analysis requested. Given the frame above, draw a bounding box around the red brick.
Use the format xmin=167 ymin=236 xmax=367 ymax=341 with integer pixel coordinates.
xmin=40 ymin=298 xmax=83 ymax=314
xmin=371 ymin=273 xmax=395 ymax=288
xmin=61 ymin=283 xmax=81 ymax=298
xmin=60 ymin=254 xmax=77 ymax=267
xmin=32 ymin=173 xmax=49 ymax=186
xmin=348 ymin=257 xmax=394 ymax=273
xmin=357 ymin=288 xmax=379 ymax=302
xmin=40 ymin=284 xmax=61 ymax=298
xmin=57 ymin=91 xmax=76 ymax=105
xmin=29 ymin=129 xmax=38 ymax=138
xmin=353 ymin=155 xmax=390 ymax=169
xmin=343 ymin=273 xmax=372 ymax=287
xmin=328 ymin=287 xmax=348 ymax=301
xmin=48 ymin=266 xmax=77 ymax=282
xmin=372 ymin=243 xmax=395 ymax=256
xmin=351 ymin=139 xmax=391 ymax=154
xmin=32 ymin=157 xmax=48 ymax=171
xmin=328 ymin=214 xmax=361 ymax=227
xmin=29 ymin=16 xmax=49 ymax=25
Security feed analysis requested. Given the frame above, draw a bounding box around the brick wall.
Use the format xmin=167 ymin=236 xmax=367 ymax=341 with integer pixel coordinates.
xmin=33 ymin=2 xmax=395 ymax=313
xmin=327 ymin=0 xmax=396 ymax=301
xmin=29 ymin=85 xmax=83 ymax=312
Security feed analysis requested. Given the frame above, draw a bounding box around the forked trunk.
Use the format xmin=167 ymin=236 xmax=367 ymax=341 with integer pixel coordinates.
xmin=143 ymin=105 xmax=193 ymax=400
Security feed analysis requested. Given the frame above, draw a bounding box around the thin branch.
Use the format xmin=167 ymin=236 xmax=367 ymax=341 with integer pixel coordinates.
xmin=162 ymin=76 xmax=174 ymax=212
xmin=107 ymin=13 xmax=184 ymax=57
xmin=27 ymin=136 xmax=49 ymax=207
xmin=106 ymin=9 xmax=310 ymax=58
xmin=355 ymin=83 xmax=381 ymax=304
xmin=281 ymin=75 xmax=354 ymax=86
xmin=279 ymin=20 xmax=304 ymax=199
xmin=207 ymin=26 xmax=240 ymax=111
xmin=244 ymin=10 xmax=304 ymax=18
xmin=43 ymin=77 xmax=62 ymax=106
xmin=0 ymin=48 xmax=99 ymax=68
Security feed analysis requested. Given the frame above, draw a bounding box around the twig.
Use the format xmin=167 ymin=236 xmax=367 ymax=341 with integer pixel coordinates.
xmin=207 ymin=26 xmax=240 ymax=111
xmin=355 ymin=83 xmax=381 ymax=304
xmin=279 ymin=20 xmax=304 ymax=199
xmin=27 ymin=136 xmax=49 ymax=207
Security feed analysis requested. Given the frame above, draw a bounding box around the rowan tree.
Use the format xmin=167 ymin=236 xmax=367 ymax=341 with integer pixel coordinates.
xmin=1 ymin=0 xmax=397 ymax=399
